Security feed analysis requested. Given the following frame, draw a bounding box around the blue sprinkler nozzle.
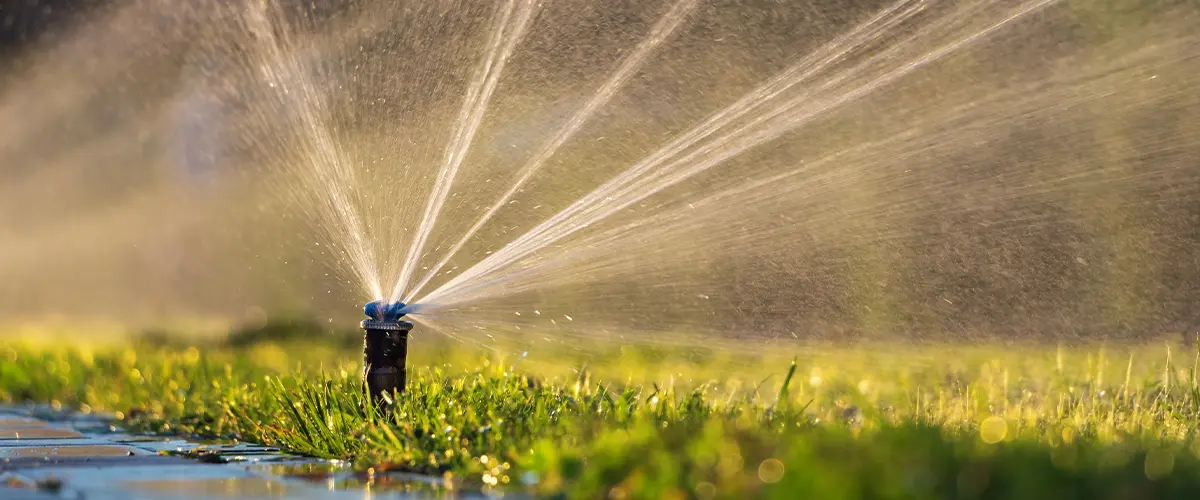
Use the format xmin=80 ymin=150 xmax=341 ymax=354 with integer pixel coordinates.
xmin=364 ymin=300 xmax=407 ymax=322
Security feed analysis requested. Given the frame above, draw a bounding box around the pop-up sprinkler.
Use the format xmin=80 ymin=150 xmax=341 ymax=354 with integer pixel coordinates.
xmin=362 ymin=300 xmax=413 ymax=404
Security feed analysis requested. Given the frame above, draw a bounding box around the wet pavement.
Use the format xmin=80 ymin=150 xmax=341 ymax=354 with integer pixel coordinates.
xmin=0 ymin=405 xmax=465 ymax=499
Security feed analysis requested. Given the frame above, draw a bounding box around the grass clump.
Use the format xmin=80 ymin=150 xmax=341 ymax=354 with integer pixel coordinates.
xmin=4 ymin=338 xmax=1200 ymax=498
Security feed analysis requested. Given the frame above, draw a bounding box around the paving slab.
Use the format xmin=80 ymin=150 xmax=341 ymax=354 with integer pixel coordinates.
xmin=0 ymin=444 xmax=142 ymax=458
xmin=0 ymin=437 xmax=128 ymax=448
xmin=0 ymin=428 xmax=86 ymax=439
xmin=2 ymin=454 xmax=195 ymax=470
xmin=0 ymin=417 xmax=48 ymax=428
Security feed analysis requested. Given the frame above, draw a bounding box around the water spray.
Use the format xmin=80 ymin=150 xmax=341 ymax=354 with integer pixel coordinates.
xmin=361 ymin=300 xmax=413 ymax=404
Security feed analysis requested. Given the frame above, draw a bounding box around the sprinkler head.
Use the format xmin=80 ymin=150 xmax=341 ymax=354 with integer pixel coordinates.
xmin=364 ymin=300 xmax=407 ymax=322
xmin=361 ymin=301 xmax=413 ymax=404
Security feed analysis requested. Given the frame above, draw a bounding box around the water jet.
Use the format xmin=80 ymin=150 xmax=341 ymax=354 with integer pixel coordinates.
xmin=361 ymin=300 xmax=412 ymax=403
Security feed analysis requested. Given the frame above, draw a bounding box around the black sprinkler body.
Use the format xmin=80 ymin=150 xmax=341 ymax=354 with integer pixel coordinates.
xmin=362 ymin=300 xmax=412 ymax=404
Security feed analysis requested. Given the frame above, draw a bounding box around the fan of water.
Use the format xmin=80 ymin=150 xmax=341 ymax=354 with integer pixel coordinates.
xmin=1 ymin=0 xmax=1198 ymax=346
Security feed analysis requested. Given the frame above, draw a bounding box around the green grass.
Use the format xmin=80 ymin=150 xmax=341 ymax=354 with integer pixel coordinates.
xmin=5 ymin=334 xmax=1200 ymax=498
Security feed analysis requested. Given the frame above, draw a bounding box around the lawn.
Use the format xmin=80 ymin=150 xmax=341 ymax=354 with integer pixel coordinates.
xmin=4 ymin=328 xmax=1200 ymax=498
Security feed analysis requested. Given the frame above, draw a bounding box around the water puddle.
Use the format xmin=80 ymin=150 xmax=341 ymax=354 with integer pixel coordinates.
xmin=0 ymin=406 xmax=468 ymax=498
xmin=123 ymin=477 xmax=290 ymax=498
xmin=303 ymin=472 xmax=454 ymax=496
xmin=261 ymin=462 xmax=456 ymax=495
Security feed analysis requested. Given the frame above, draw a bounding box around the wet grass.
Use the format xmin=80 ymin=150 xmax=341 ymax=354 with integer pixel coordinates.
xmin=5 ymin=334 xmax=1200 ymax=498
